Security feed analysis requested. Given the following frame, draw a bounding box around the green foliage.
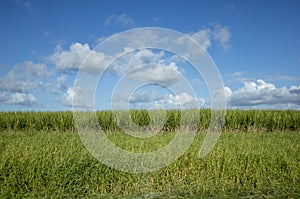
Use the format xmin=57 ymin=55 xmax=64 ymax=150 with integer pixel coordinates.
xmin=130 ymin=109 xmax=151 ymax=127
xmin=0 ymin=111 xmax=74 ymax=132
xmin=0 ymin=109 xmax=300 ymax=132
xmin=224 ymin=109 xmax=300 ymax=132
xmin=0 ymin=131 xmax=299 ymax=198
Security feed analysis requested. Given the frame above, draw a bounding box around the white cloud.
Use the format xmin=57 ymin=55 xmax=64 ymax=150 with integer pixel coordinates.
xmin=50 ymin=44 xmax=181 ymax=86
xmin=172 ymin=25 xmax=231 ymax=60
xmin=226 ymin=79 xmax=300 ymax=107
xmin=188 ymin=28 xmax=212 ymax=51
xmin=62 ymin=86 xmax=93 ymax=109
xmin=126 ymin=62 xmax=181 ymax=86
xmin=50 ymin=43 xmax=90 ymax=71
xmin=0 ymin=76 xmax=34 ymax=93
xmin=113 ymin=49 xmax=165 ymax=74
xmin=163 ymin=92 xmax=204 ymax=108
xmin=63 ymin=87 xmax=76 ymax=106
xmin=50 ymin=26 xmax=232 ymax=109
xmin=129 ymin=91 xmax=204 ymax=109
xmin=180 ymin=25 xmax=231 ymax=52
xmin=226 ymin=71 xmax=256 ymax=84
xmin=50 ymin=42 xmax=111 ymax=74
xmin=173 ymin=28 xmax=211 ymax=60
xmin=224 ymin=86 xmax=233 ymax=98
xmin=104 ymin=13 xmax=135 ymax=28
xmin=228 ymin=73 xmax=300 ymax=85
xmin=0 ymin=61 xmax=54 ymax=108
xmin=0 ymin=91 xmax=38 ymax=107
xmin=8 ymin=93 xmax=37 ymax=106
xmin=127 ymin=49 xmax=164 ymax=67
xmin=24 ymin=61 xmax=50 ymax=78
xmin=114 ymin=28 xmax=168 ymax=47
xmin=212 ymin=25 xmax=231 ymax=50
xmin=57 ymin=74 xmax=67 ymax=90
xmin=0 ymin=61 xmax=50 ymax=93
xmin=106 ymin=25 xmax=231 ymax=61
xmin=50 ymin=24 xmax=232 ymax=81
xmin=111 ymin=49 xmax=181 ymax=86
xmin=290 ymin=85 xmax=300 ymax=94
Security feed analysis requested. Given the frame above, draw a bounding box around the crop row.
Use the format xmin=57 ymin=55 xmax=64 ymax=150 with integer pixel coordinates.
xmin=0 ymin=109 xmax=299 ymax=132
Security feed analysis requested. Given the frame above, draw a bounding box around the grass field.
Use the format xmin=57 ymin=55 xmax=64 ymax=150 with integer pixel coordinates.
xmin=0 ymin=110 xmax=300 ymax=198
xmin=0 ymin=109 xmax=300 ymax=132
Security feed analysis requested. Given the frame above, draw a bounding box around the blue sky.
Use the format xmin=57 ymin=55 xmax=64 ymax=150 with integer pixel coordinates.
xmin=0 ymin=0 xmax=300 ymax=111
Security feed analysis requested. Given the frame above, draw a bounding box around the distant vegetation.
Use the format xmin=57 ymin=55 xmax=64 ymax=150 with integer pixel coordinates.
xmin=0 ymin=109 xmax=299 ymax=132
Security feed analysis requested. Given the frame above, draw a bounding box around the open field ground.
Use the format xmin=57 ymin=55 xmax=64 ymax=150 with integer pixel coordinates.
xmin=0 ymin=110 xmax=299 ymax=198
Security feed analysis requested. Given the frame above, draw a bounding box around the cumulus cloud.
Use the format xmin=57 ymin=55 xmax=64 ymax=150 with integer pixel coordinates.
xmin=129 ymin=91 xmax=204 ymax=109
xmin=8 ymin=93 xmax=37 ymax=106
xmin=50 ymin=42 xmax=111 ymax=74
xmin=113 ymin=49 xmax=165 ymax=74
xmin=57 ymin=74 xmax=67 ymax=90
xmin=62 ymin=86 xmax=94 ymax=109
xmin=0 ymin=75 xmax=34 ymax=93
xmin=226 ymin=79 xmax=300 ymax=107
xmin=23 ymin=61 xmax=50 ymax=78
xmin=161 ymin=92 xmax=205 ymax=108
xmin=51 ymin=44 xmax=181 ymax=86
xmin=0 ymin=61 xmax=50 ymax=93
xmin=104 ymin=13 xmax=135 ymax=28
xmin=50 ymin=23 xmax=232 ymax=80
xmin=0 ymin=61 xmax=53 ymax=107
xmin=290 ymin=85 xmax=300 ymax=94
xmin=126 ymin=62 xmax=181 ymax=86
xmin=224 ymin=86 xmax=233 ymax=98
xmin=63 ymin=87 xmax=76 ymax=106
xmin=111 ymin=49 xmax=181 ymax=86
xmin=178 ymin=24 xmax=231 ymax=53
xmin=50 ymin=26 xmax=232 ymax=108
xmin=212 ymin=25 xmax=231 ymax=50
xmin=188 ymin=28 xmax=212 ymax=51
xmin=173 ymin=29 xmax=211 ymax=60
xmin=128 ymin=90 xmax=162 ymax=103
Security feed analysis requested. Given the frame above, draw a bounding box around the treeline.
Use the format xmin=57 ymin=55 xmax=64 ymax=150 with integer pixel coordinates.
xmin=0 ymin=109 xmax=299 ymax=132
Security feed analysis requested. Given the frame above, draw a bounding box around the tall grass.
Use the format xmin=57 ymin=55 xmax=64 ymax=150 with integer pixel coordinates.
xmin=0 ymin=109 xmax=299 ymax=132
xmin=0 ymin=131 xmax=299 ymax=198
xmin=0 ymin=110 xmax=299 ymax=198
xmin=0 ymin=111 xmax=74 ymax=131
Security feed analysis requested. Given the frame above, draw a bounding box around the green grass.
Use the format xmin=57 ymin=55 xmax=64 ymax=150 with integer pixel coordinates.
xmin=1 ymin=130 xmax=299 ymax=198
xmin=0 ymin=109 xmax=300 ymax=132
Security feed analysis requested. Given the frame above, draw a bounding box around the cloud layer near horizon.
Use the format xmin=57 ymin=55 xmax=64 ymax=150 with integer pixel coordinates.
xmin=226 ymin=80 xmax=300 ymax=109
